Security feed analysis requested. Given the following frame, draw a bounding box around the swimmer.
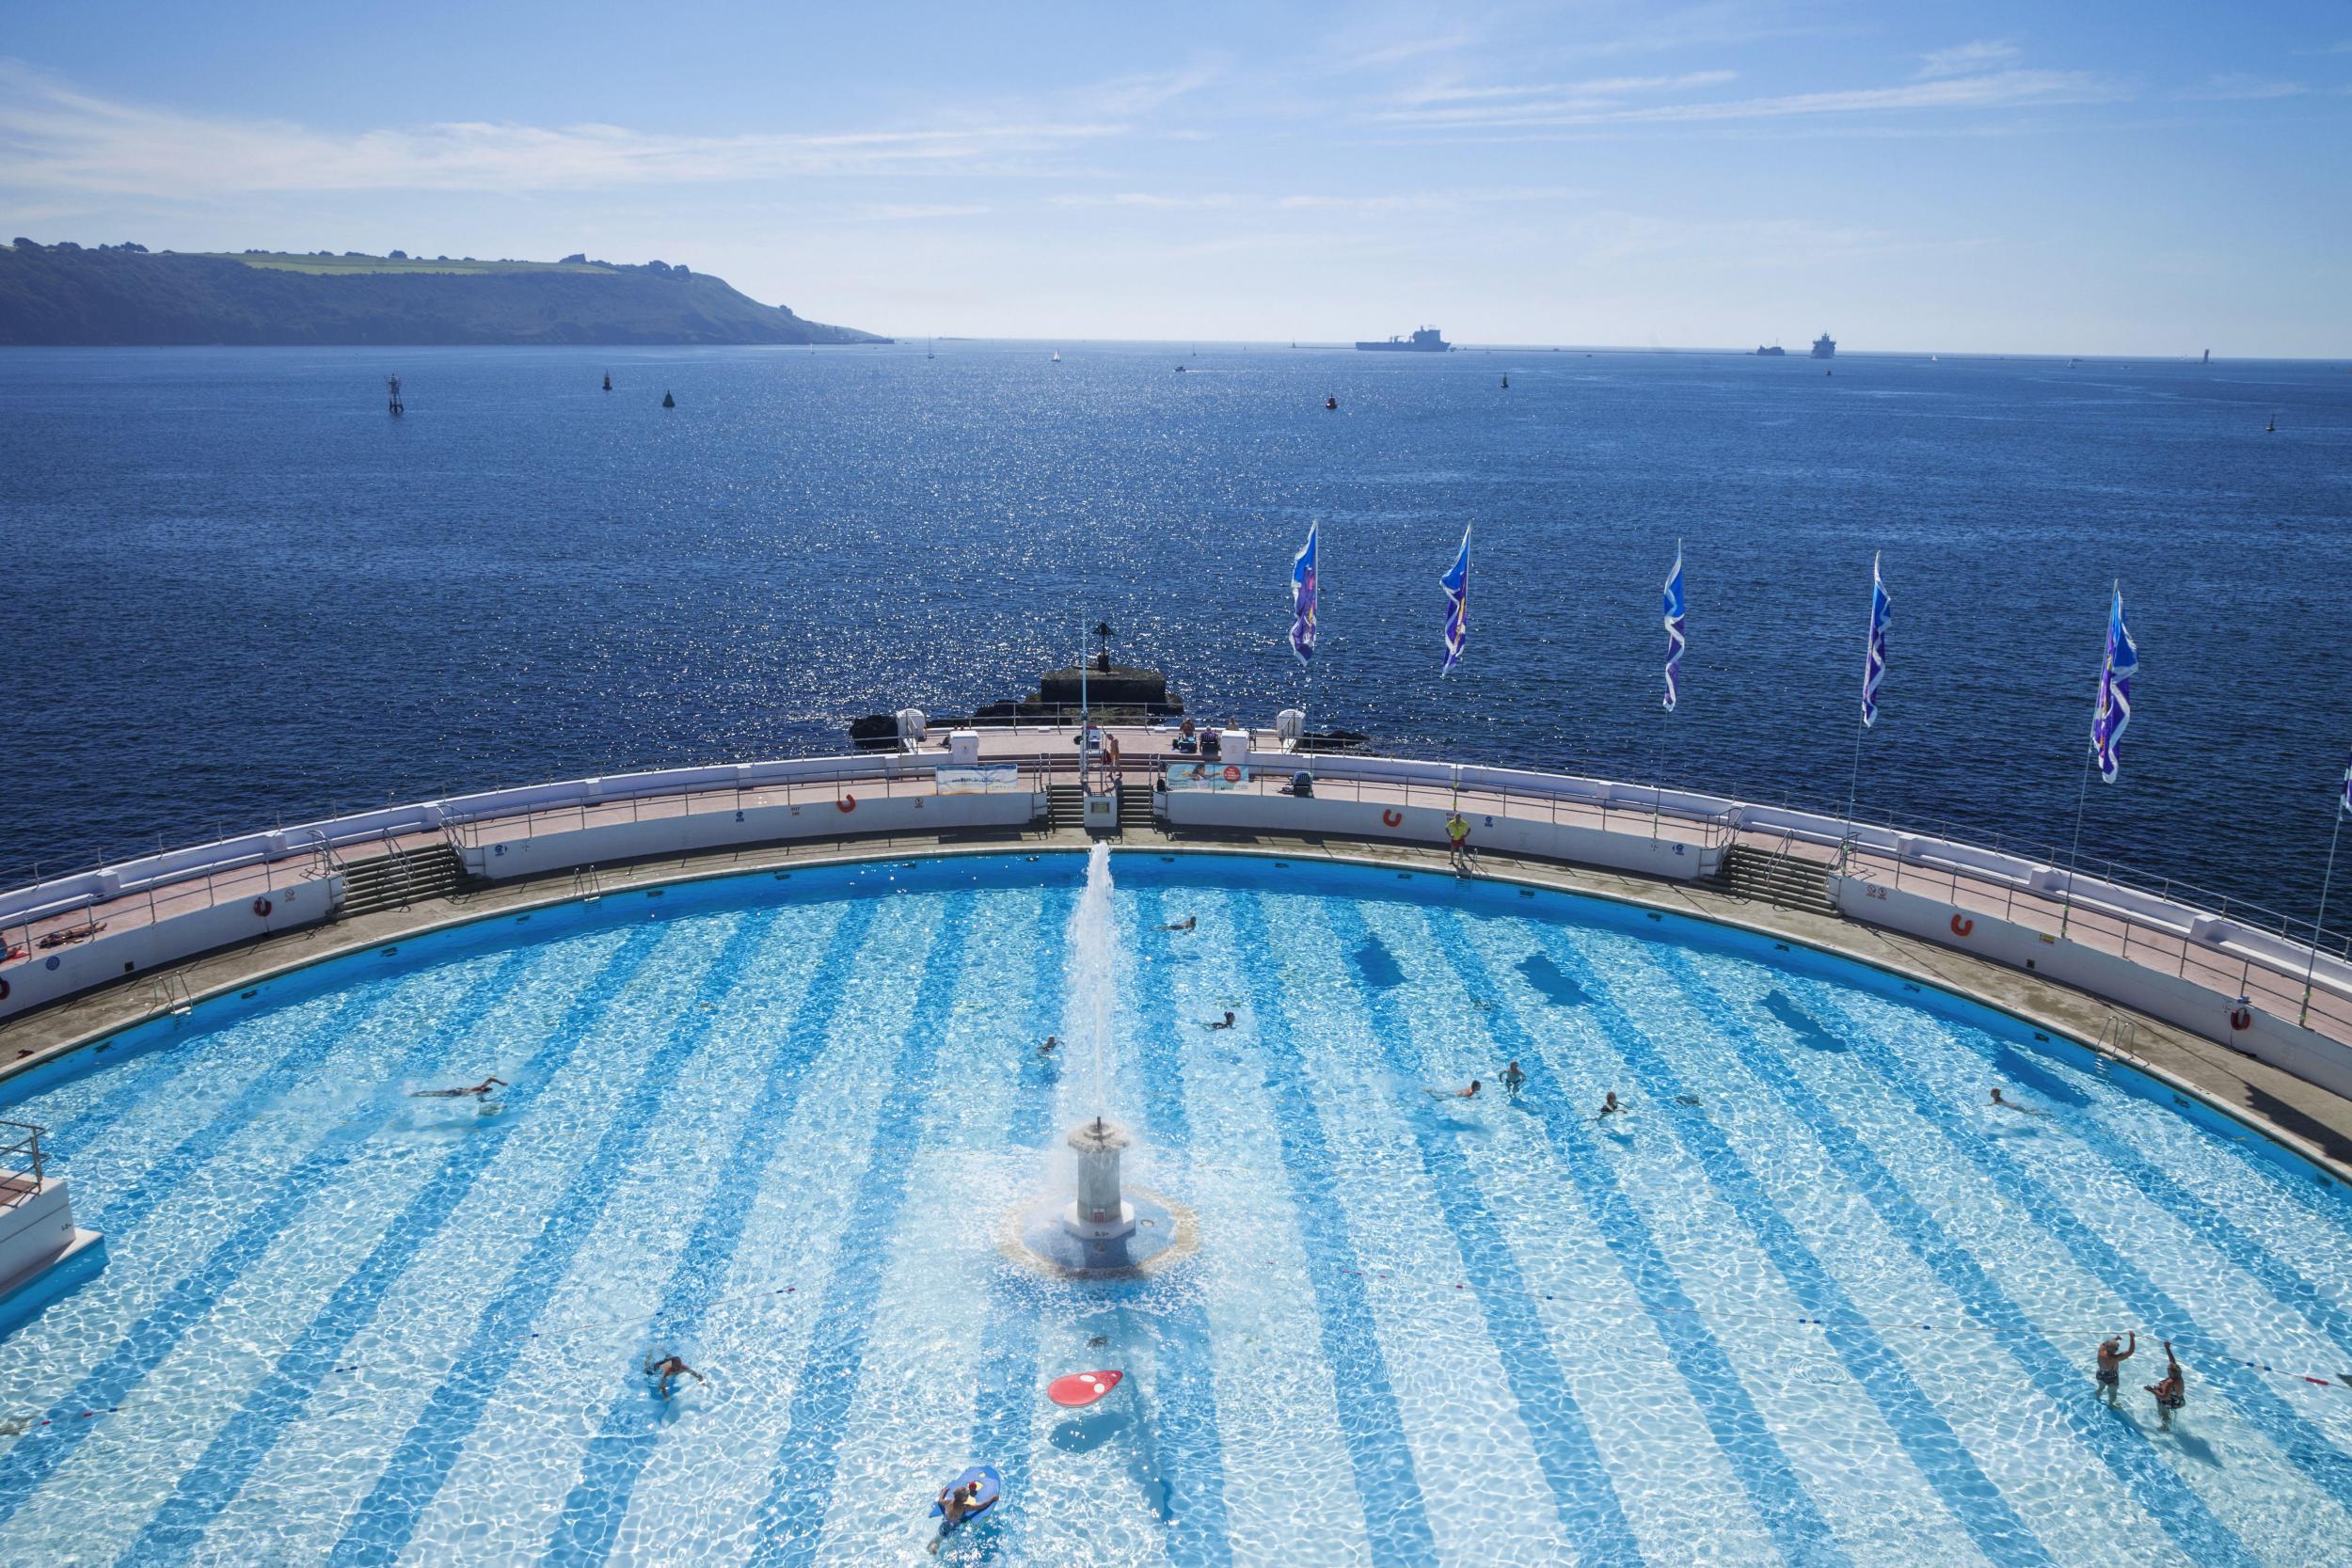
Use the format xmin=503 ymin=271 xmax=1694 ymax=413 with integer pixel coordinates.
xmin=1205 ymin=1011 xmax=1236 ymax=1031
xmin=644 ymin=1353 xmax=706 ymax=1401
xmin=1039 ymin=1035 xmax=1058 ymax=1056
xmin=1425 ymin=1080 xmax=1481 ymax=1100
xmin=1597 ymin=1090 xmax=1624 ymax=1118
xmin=1159 ymin=915 xmax=1198 ymax=932
xmin=1990 ymin=1086 xmax=2047 ymax=1117
xmin=1502 ymin=1060 xmax=1526 ymax=1098
xmin=930 ymin=1481 xmax=984 ymax=1554
xmin=2095 ymin=1330 xmax=2136 ymax=1405
xmin=2144 ymin=1339 xmax=2185 ymax=1429
xmin=413 ymin=1076 xmax=506 ymax=1099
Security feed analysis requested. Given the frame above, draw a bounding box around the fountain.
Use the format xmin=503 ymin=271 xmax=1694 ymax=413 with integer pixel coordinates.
xmin=1009 ymin=846 xmax=1192 ymax=1275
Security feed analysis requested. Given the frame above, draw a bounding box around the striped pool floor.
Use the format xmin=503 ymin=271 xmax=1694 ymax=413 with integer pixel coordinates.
xmin=2 ymin=851 xmax=2350 ymax=1566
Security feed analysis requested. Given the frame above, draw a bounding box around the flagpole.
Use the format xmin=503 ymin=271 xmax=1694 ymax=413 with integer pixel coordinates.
xmin=2058 ymin=744 xmax=2095 ymax=940
xmin=2301 ymin=800 xmax=2345 ymax=1027
xmin=1838 ymin=717 xmax=1867 ymax=874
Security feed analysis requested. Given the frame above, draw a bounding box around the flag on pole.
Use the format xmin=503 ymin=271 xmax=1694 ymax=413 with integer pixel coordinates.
xmin=1862 ymin=551 xmax=1890 ymax=727
xmin=1661 ymin=544 xmax=1686 ymax=712
xmin=1289 ymin=521 xmax=1319 ymax=665
xmin=1438 ymin=525 xmax=1470 ymax=675
xmin=2091 ymin=583 xmax=2137 ymax=784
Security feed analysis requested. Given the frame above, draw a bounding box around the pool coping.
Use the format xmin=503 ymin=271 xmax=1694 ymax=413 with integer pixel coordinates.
xmin=6 ymin=822 xmax=2349 ymax=1189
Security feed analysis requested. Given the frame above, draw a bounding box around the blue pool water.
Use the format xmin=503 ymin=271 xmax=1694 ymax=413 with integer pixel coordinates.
xmin=5 ymin=850 xmax=2352 ymax=1565
xmin=2 ymin=345 xmax=2349 ymax=918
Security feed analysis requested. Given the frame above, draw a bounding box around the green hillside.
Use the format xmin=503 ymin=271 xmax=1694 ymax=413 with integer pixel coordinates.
xmin=0 ymin=241 xmax=887 ymax=346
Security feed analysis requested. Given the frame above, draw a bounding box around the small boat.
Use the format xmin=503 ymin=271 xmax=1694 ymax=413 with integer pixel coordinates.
xmin=602 ymin=372 xmax=612 ymax=391
xmin=661 ymin=390 xmax=675 ymax=408
xmin=1051 ymin=350 xmax=1061 ymax=363
xmin=1175 ymin=365 xmax=1185 ymax=373
xmin=927 ymin=338 xmax=934 ymax=360
xmin=1500 ymin=375 xmax=1508 ymax=388
xmin=1325 ymin=395 xmax=1337 ymax=410
xmin=2266 ymin=414 xmax=2277 ymax=433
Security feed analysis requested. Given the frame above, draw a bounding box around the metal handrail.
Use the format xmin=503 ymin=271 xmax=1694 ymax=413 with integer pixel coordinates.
xmin=0 ymin=1120 xmax=46 ymax=1206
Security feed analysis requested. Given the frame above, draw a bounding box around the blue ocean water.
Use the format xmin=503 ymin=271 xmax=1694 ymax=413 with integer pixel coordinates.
xmin=0 ymin=343 xmax=2345 ymax=916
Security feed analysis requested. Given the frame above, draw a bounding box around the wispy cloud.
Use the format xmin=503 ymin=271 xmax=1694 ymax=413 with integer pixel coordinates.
xmin=852 ymin=203 xmax=993 ymax=222
xmin=1390 ymin=71 xmax=1738 ymax=108
xmin=0 ymin=61 xmax=1132 ymax=196
xmin=1050 ymin=185 xmax=1581 ymax=214
xmin=1370 ymin=68 xmax=2124 ymax=132
xmin=2184 ymin=72 xmax=2309 ymax=101
xmin=1916 ymin=40 xmax=2020 ymax=79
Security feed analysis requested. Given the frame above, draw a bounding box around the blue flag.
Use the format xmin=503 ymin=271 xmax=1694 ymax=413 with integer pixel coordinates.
xmin=1289 ymin=521 xmax=1319 ymax=665
xmin=1439 ymin=525 xmax=1470 ymax=675
xmin=1661 ymin=544 xmax=1686 ymax=712
xmin=2091 ymin=583 xmax=2137 ymax=784
xmin=1862 ymin=551 xmax=1890 ymax=727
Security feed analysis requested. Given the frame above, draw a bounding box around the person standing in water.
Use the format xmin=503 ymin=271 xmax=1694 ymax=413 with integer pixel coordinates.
xmin=2095 ymin=1331 xmax=2136 ymax=1404
xmin=2145 ymin=1340 xmax=2185 ymax=1428
xmin=644 ymin=1353 xmax=706 ymax=1401
xmin=1502 ymin=1060 xmax=1526 ymax=1098
xmin=1597 ymin=1090 xmax=1624 ymax=1118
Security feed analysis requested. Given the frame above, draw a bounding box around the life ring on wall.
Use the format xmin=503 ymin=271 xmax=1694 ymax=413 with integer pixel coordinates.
xmin=1222 ymin=766 xmax=1241 ymax=783
xmin=253 ymin=897 xmax=274 ymax=918
xmin=2230 ymin=1006 xmax=2252 ymax=1032
xmin=1949 ymin=913 xmax=1974 ymax=938
xmin=836 ymin=795 xmax=857 ymax=814
xmin=1381 ymin=809 xmax=1404 ymax=828
xmin=0 ymin=977 xmax=10 ymax=1001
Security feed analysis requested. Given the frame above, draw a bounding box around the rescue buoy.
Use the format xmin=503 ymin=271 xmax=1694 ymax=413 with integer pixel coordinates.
xmin=1949 ymin=913 xmax=1973 ymax=938
xmin=253 ymin=897 xmax=274 ymax=918
xmin=2230 ymin=1006 xmax=2252 ymax=1032
xmin=0 ymin=977 xmax=10 ymax=1001
xmin=1047 ymin=1370 xmax=1123 ymax=1407
xmin=1382 ymin=809 xmax=1404 ymax=828
xmin=836 ymin=795 xmax=857 ymax=814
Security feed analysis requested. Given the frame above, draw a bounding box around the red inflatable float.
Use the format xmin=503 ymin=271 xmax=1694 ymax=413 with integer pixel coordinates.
xmin=1047 ymin=1370 xmax=1122 ymax=1408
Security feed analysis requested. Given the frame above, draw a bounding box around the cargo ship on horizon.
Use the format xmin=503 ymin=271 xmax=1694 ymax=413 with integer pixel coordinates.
xmin=1357 ymin=325 xmax=1451 ymax=352
xmin=1812 ymin=331 xmax=1836 ymax=359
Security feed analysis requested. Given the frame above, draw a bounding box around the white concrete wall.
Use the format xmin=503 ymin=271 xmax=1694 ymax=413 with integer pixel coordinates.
xmin=0 ymin=875 xmax=335 ymax=1022
xmin=1836 ymin=875 xmax=2352 ymax=1101
xmin=1161 ymin=790 xmax=1720 ymax=882
xmin=464 ymin=793 xmax=1039 ymax=881
xmin=0 ymin=1180 xmax=86 ymax=1295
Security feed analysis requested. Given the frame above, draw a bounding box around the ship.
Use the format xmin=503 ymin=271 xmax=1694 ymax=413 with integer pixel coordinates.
xmin=1755 ymin=344 xmax=1786 ymax=356
xmin=1357 ymin=326 xmax=1452 ymax=353
xmin=1811 ymin=332 xmax=1836 ymax=359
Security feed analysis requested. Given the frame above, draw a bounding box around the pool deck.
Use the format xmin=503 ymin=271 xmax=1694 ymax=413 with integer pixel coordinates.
xmin=7 ymin=813 xmax=2352 ymax=1183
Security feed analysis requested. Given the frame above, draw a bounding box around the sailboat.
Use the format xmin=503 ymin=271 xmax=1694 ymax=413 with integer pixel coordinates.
xmin=1051 ymin=349 xmax=1061 ymax=363
xmin=2266 ymin=413 xmax=2277 ymax=433
xmin=602 ymin=372 xmax=612 ymax=391
xmin=927 ymin=338 xmax=934 ymax=360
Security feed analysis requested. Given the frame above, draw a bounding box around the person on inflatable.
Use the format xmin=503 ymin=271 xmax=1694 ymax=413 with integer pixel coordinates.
xmin=930 ymin=1481 xmax=984 ymax=1555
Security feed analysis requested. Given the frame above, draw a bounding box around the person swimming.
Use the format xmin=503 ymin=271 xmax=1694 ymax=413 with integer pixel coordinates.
xmin=1039 ymin=1035 xmax=1058 ymax=1055
xmin=1205 ymin=1011 xmax=1236 ymax=1030
xmin=1502 ymin=1060 xmax=1526 ymax=1097
xmin=1159 ymin=915 xmax=1198 ymax=932
xmin=2095 ymin=1330 xmax=2136 ymax=1404
xmin=644 ymin=1353 xmax=706 ymax=1401
xmin=2145 ymin=1339 xmax=2185 ymax=1427
xmin=1426 ymin=1080 xmax=1481 ymax=1100
xmin=1597 ymin=1090 xmax=1623 ymax=1118
xmin=1990 ymin=1086 xmax=2047 ymax=1117
xmin=930 ymin=1481 xmax=985 ymax=1554
xmin=413 ymin=1076 xmax=506 ymax=1099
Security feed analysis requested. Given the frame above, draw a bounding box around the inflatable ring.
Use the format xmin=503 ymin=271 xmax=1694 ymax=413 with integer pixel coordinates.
xmin=1382 ymin=809 xmax=1404 ymax=828
xmin=0 ymin=977 xmax=10 ymax=1002
xmin=2230 ymin=1006 xmax=2252 ymax=1032
xmin=253 ymin=897 xmax=274 ymax=918
xmin=1949 ymin=913 xmax=1974 ymax=938
xmin=1222 ymin=765 xmax=1241 ymax=783
xmin=836 ymin=794 xmax=857 ymax=814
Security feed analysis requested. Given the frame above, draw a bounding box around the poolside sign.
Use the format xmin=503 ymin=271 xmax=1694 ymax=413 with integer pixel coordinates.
xmin=1165 ymin=761 xmax=1251 ymax=791
xmin=934 ymin=764 xmax=1023 ymax=794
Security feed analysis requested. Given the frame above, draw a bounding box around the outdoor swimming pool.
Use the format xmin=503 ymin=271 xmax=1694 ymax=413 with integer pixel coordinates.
xmin=2 ymin=849 xmax=2350 ymax=1566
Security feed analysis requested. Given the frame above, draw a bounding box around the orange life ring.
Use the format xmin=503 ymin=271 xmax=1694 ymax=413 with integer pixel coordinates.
xmin=1949 ymin=913 xmax=1974 ymax=938
xmin=1381 ymin=809 xmax=1404 ymax=828
xmin=836 ymin=794 xmax=857 ymax=814
xmin=253 ymin=897 xmax=273 ymax=917
xmin=1222 ymin=765 xmax=1241 ymax=783
xmin=0 ymin=976 xmax=10 ymax=1001
xmin=2230 ymin=1006 xmax=2252 ymax=1031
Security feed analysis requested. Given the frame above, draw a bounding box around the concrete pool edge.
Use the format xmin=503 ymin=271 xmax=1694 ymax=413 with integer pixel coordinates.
xmin=5 ymin=827 xmax=2349 ymax=1190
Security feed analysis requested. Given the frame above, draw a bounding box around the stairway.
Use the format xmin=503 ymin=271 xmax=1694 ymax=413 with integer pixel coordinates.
xmin=1117 ymin=783 xmax=1155 ymax=832
xmin=1710 ymin=844 xmax=1839 ymax=918
xmin=338 ymin=842 xmax=471 ymax=918
xmin=1046 ymin=784 xmax=1086 ymax=832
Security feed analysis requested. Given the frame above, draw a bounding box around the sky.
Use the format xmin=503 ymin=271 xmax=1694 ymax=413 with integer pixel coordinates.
xmin=3 ymin=2 xmax=2347 ymax=354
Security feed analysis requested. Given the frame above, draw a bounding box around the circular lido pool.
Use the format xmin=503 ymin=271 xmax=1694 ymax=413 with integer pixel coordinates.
xmin=2 ymin=851 xmax=2350 ymax=1567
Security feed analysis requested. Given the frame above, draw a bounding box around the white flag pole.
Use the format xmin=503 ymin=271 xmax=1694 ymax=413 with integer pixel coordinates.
xmin=2301 ymin=788 xmax=2346 ymax=1027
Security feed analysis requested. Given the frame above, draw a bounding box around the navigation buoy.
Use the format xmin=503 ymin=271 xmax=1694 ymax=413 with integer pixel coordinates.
xmin=1949 ymin=913 xmax=1974 ymax=938
xmin=1047 ymin=1370 xmax=1122 ymax=1407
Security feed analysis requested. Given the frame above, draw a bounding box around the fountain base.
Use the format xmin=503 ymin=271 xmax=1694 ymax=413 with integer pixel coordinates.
xmin=1009 ymin=1185 xmax=1193 ymax=1278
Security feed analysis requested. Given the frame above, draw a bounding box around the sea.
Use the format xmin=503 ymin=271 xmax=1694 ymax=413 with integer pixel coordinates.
xmin=1 ymin=341 xmax=2345 ymax=927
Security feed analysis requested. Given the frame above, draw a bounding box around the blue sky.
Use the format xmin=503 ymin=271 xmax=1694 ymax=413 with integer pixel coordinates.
xmin=3 ymin=2 xmax=2345 ymax=353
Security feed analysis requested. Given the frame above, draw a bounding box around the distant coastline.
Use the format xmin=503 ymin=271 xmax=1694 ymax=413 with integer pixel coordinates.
xmin=0 ymin=241 xmax=886 ymax=347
